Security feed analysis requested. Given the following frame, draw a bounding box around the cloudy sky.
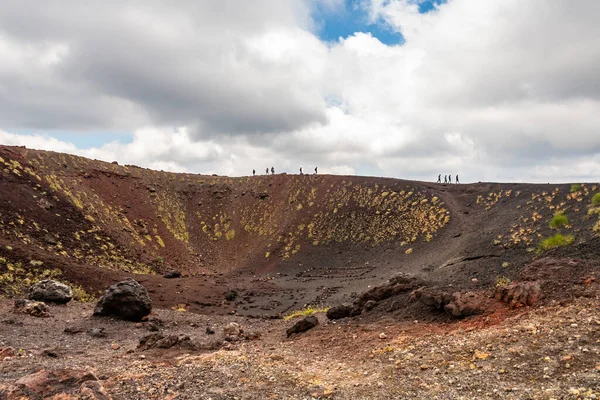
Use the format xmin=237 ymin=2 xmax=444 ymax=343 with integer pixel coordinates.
xmin=1 ymin=0 xmax=599 ymax=183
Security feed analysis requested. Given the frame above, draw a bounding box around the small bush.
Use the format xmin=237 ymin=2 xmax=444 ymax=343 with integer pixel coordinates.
xmin=592 ymin=193 xmax=600 ymax=206
xmin=570 ymin=184 xmax=582 ymax=193
xmin=225 ymin=229 xmax=236 ymax=240
xmin=284 ymin=306 xmax=329 ymax=321
xmin=495 ymin=276 xmax=511 ymax=287
xmin=539 ymin=234 xmax=574 ymax=251
xmin=172 ymin=303 xmax=187 ymax=312
xmin=71 ymin=285 xmax=97 ymax=303
xmin=224 ymin=290 xmax=238 ymax=301
xmin=549 ymin=213 xmax=568 ymax=229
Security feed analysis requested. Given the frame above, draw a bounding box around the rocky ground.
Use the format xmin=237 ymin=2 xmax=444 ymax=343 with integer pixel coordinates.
xmin=1 ymin=291 xmax=599 ymax=399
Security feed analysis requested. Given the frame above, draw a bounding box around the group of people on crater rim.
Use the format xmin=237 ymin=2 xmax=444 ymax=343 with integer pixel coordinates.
xmin=437 ymin=174 xmax=460 ymax=184
xmin=299 ymin=166 xmax=317 ymax=175
xmin=252 ymin=166 xmax=317 ymax=176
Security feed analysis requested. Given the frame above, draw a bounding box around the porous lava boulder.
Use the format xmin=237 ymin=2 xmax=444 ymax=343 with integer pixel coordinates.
xmin=163 ymin=271 xmax=181 ymax=279
xmin=326 ymin=303 xmax=355 ymax=320
xmin=413 ymin=288 xmax=485 ymax=318
xmin=354 ymin=274 xmax=421 ymax=311
xmin=138 ymin=333 xmax=196 ymax=351
xmin=28 ymin=280 xmax=73 ymax=304
xmin=444 ymin=292 xmax=485 ymax=317
xmin=286 ymin=315 xmax=319 ymax=337
xmin=93 ymin=278 xmax=152 ymax=321
xmin=14 ymin=299 xmax=51 ymax=318
xmin=495 ymin=281 xmax=541 ymax=307
xmin=412 ymin=288 xmax=452 ymax=310
xmin=0 ymin=368 xmax=108 ymax=399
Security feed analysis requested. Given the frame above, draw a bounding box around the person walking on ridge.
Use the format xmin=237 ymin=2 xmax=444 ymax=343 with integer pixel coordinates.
xmin=252 ymin=169 xmax=255 ymax=176
xmin=437 ymin=174 xmax=441 ymax=183
xmin=448 ymin=174 xmax=452 ymax=184
xmin=456 ymin=174 xmax=460 ymax=184
xmin=300 ymin=166 xmax=303 ymax=175
xmin=314 ymin=166 xmax=318 ymax=174
xmin=444 ymin=175 xmax=447 ymax=184
xmin=271 ymin=166 xmax=275 ymax=175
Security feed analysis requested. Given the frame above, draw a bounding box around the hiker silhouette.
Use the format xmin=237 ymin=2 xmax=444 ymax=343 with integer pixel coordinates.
xmin=448 ymin=174 xmax=452 ymax=184
xmin=271 ymin=166 xmax=274 ymax=175
xmin=444 ymin=175 xmax=447 ymax=184
xmin=456 ymin=174 xmax=460 ymax=184
xmin=252 ymin=169 xmax=255 ymax=176
xmin=266 ymin=167 xmax=269 ymax=175
xmin=437 ymin=174 xmax=441 ymax=183
xmin=314 ymin=166 xmax=318 ymax=174
xmin=300 ymin=167 xmax=303 ymax=175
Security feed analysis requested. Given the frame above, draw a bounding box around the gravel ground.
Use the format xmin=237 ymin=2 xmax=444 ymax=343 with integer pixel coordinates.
xmin=1 ymin=295 xmax=599 ymax=399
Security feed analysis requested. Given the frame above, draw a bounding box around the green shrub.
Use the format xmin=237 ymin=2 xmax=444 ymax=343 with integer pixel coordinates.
xmin=539 ymin=234 xmax=574 ymax=251
xmin=592 ymin=193 xmax=600 ymax=206
xmin=570 ymin=184 xmax=582 ymax=193
xmin=495 ymin=276 xmax=511 ymax=287
xmin=283 ymin=306 xmax=329 ymax=321
xmin=549 ymin=213 xmax=568 ymax=229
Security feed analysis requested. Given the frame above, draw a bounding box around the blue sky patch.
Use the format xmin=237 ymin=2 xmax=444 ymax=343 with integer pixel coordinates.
xmin=313 ymin=0 xmax=446 ymax=45
xmin=15 ymin=130 xmax=133 ymax=149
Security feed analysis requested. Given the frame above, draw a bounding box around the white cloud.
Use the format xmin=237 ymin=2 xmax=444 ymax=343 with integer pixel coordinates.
xmin=1 ymin=0 xmax=600 ymax=183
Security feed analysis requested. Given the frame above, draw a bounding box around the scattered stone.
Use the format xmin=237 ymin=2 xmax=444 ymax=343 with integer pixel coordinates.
xmin=206 ymin=326 xmax=215 ymax=335
xmin=28 ymin=279 xmax=73 ymax=304
xmin=138 ymin=333 xmax=197 ymax=351
xmin=363 ymin=300 xmax=378 ymax=311
xmin=221 ymin=341 xmax=237 ymax=351
xmin=37 ymin=198 xmax=53 ymax=210
xmin=223 ymin=322 xmax=242 ymax=337
xmin=473 ymin=349 xmax=491 ymax=360
xmin=286 ymin=315 xmax=319 ymax=337
xmin=244 ymin=331 xmax=262 ymax=341
xmin=146 ymin=321 xmax=161 ymax=332
xmin=379 ymin=332 xmax=387 ymax=339
xmin=326 ymin=303 xmax=355 ymax=320
xmin=80 ymin=380 xmax=111 ymax=400
xmin=14 ymin=299 xmax=51 ymax=318
xmin=0 ymin=347 xmax=15 ymax=360
xmin=163 ymin=271 xmax=181 ymax=279
xmin=309 ymin=386 xmax=335 ymax=398
xmin=64 ymin=326 xmax=85 ymax=335
xmin=93 ymin=278 xmax=152 ymax=321
xmin=40 ymin=349 xmax=60 ymax=358
xmin=44 ymin=235 xmax=58 ymax=245
xmin=495 ymin=281 xmax=541 ymax=307
xmin=88 ymin=327 xmax=107 ymax=338
xmin=111 ymin=343 xmax=120 ymax=350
